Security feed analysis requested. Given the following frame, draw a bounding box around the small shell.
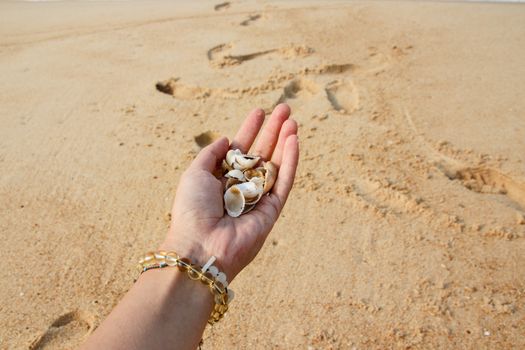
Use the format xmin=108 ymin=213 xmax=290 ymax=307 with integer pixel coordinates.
xmin=244 ymin=168 xmax=265 ymax=181
xmin=224 ymin=186 xmax=245 ymax=217
xmin=234 ymin=154 xmax=260 ymax=170
xmin=262 ymin=161 xmax=277 ymax=194
xmin=225 ymin=149 xmax=241 ymax=168
xmin=225 ymin=177 xmax=241 ymax=190
xmin=222 ymin=159 xmax=233 ymax=172
xmin=225 ymin=169 xmax=245 ymax=181
xmin=235 ymin=181 xmax=263 ymax=204
xmin=250 ymin=176 xmax=264 ymax=192
xmin=242 ymin=204 xmax=255 ymax=214
xmin=222 ymin=150 xmax=273 ymax=217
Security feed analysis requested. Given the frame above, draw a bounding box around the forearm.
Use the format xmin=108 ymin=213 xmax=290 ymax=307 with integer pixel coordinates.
xmin=81 ymin=267 xmax=213 ymax=350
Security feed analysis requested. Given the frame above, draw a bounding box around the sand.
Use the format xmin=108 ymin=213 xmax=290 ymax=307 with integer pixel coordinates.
xmin=1 ymin=0 xmax=524 ymax=348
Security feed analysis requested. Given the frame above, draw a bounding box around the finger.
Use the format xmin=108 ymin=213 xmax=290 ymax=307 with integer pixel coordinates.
xmin=254 ymin=103 xmax=290 ymax=160
xmin=271 ymin=134 xmax=299 ymax=209
xmin=270 ymin=118 xmax=297 ymax=167
xmin=190 ymin=136 xmax=229 ymax=172
xmin=230 ymin=108 xmax=265 ymax=153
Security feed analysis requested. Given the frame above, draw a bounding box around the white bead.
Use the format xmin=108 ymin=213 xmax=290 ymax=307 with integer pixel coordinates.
xmin=227 ymin=289 xmax=235 ymax=303
xmin=208 ymin=266 xmax=219 ymax=276
xmin=216 ymin=272 xmax=227 ymax=284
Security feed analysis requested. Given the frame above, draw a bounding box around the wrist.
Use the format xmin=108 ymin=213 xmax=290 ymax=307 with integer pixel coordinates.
xmin=160 ymin=227 xmax=237 ymax=281
xmin=138 ymin=250 xmax=233 ymax=325
xmin=159 ymin=234 xmax=208 ymax=267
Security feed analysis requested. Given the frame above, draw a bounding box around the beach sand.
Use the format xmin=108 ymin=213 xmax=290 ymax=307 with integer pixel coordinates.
xmin=1 ymin=0 xmax=524 ymax=348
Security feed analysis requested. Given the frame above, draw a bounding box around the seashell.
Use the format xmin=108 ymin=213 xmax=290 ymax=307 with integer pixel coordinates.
xmin=222 ymin=150 xmax=276 ymax=217
xmin=222 ymin=159 xmax=233 ymax=172
xmin=225 ymin=177 xmax=241 ymax=190
xmin=234 ymin=154 xmax=260 ymax=170
xmin=225 ymin=169 xmax=245 ymax=181
xmin=249 ymin=176 xmax=264 ymax=192
xmin=244 ymin=167 xmax=265 ymax=181
xmin=235 ymin=181 xmax=263 ymax=205
xmin=226 ymin=148 xmax=261 ymax=170
xmin=262 ymin=161 xmax=277 ymax=194
xmin=223 ymin=186 xmax=245 ymax=217
xmin=242 ymin=204 xmax=255 ymax=214
xmin=225 ymin=149 xmax=241 ymax=168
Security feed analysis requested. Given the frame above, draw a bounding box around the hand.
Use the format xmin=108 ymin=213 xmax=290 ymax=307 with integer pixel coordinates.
xmin=160 ymin=104 xmax=299 ymax=279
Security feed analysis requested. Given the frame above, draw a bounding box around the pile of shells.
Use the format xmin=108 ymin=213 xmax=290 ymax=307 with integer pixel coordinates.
xmin=222 ymin=149 xmax=277 ymax=217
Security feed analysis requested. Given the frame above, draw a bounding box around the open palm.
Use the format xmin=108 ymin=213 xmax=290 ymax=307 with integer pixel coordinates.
xmin=161 ymin=104 xmax=299 ymax=279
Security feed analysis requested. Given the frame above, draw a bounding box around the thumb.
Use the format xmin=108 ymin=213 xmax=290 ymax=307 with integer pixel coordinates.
xmin=190 ymin=137 xmax=229 ymax=172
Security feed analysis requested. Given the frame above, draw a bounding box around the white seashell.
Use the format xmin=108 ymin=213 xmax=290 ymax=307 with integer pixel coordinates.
xmin=224 ymin=185 xmax=245 ymax=217
xmin=262 ymin=161 xmax=277 ymax=194
xmin=235 ymin=154 xmax=260 ymax=170
xmin=235 ymin=181 xmax=263 ymax=205
xmin=226 ymin=149 xmax=241 ymax=168
xmin=250 ymin=176 xmax=264 ymax=192
xmin=225 ymin=177 xmax=241 ymax=190
xmin=225 ymin=169 xmax=245 ymax=181
xmin=222 ymin=159 xmax=233 ymax=172
xmin=242 ymin=204 xmax=256 ymax=214
xmin=244 ymin=167 xmax=265 ymax=181
xmin=222 ymin=149 xmax=272 ymax=217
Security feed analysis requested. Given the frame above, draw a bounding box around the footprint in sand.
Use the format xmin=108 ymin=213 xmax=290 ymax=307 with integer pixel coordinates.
xmin=346 ymin=176 xmax=423 ymax=216
xmin=404 ymin=107 xmax=525 ymax=215
xmin=206 ymin=42 xmax=233 ymax=61
xmin=438 ymin=163 xmax=525 ymax=212
xmin=272 ymin=68 xmax=360 ymax=114
xmin=276 ymin=78 xmax=321 ymax=104
xmin=310 ymin=63 xmax=354 ymax=75
xmin=30 ymin=310 xmax=93 ymax=350
xmin=194 ymin=131 xmax=221 ymax=149
xmin=156 ymin=78 xmax=213 ymax=99
xmin=156 ymin=62 xmax=360 ymax=116
xmin=325 ymin=79 xmax=359 ymax=114
xmin=214 ymin=2 xmax=230 ymax=11
xmin=272 ymin=77 xmax=330 ymax=113
xmin=206 ymin=43 xmax=314 ymax=69
xmin=240 ymin=14 xmax=262 ymax=26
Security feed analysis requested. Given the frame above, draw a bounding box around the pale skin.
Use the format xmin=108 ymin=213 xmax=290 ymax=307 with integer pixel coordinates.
xmin=81 ymin=104 xmax=299 ymax=350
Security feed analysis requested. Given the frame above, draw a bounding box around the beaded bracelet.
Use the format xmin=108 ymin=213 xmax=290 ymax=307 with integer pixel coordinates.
xmin=138 ymin=251 xmax=233 ymax=325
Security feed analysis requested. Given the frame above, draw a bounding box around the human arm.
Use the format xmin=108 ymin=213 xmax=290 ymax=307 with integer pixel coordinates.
xmin=81 ymin=104 xmax=299 ymax=350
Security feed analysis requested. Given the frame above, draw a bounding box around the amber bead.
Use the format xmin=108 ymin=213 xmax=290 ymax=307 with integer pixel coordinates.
xmin=188 ymin=265 xmax=202 ymax=280
xmin=143 ymin=261 xmax=158 ymax=269
xmin=200 ymin=272 xmax=214 ymax=286
xmin=214 ymin=281 xmax=226 ymax=294
xmin=214 ymin=293 xmax=225 ymax=305
xmin=144 ymin=251 xmax=156 ymax=262
xmin=165 ymin=253 xmax=178 ymax=267
xmin=177 ymin=257 xmax=191 ymax=272
xmin=154 ymin=251 xmax=167 ymax=260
